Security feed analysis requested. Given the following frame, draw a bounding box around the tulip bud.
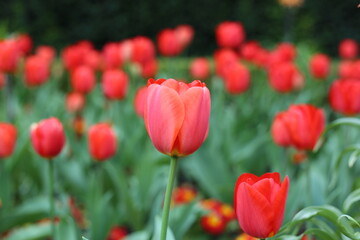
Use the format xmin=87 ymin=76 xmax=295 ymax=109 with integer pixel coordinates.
xmin=234 ymin=172 xmax=289 ymax=238
xmin=102 ymin=43 xmax=123 ymax=70
xmin=144 ymin=78 xmax=211 ymax=157
xmin=16 ymin=34 xmax=33 ymax=55
xmin=140 ymin=58 xmax=158 ymax=78
xmin=107 ymin=226 xmax=127 ymax=240
xmin=71 ymin=65 xmax=96 ymax=94
xmin=157 ymin=29 xmax=182 ymax=57
xmin=175 ymin=24 xmax=194 ymax=50
xmin=190 ymin=58 xmax=210 ymax=80
xmin=36 ymin=45 xmax=56 ymax=63
xmin=0 ymin=39 xmax=21 ymax=73
xmin=268 ymin=62 xmax=304 ymax=93
xmin=131 ymin=36 xmax=156 ymax=64
xmin=24 ymin=55 xmax=50 ymax=87
xmin=216 ymin=21 xmax=245 ymax=48
xmin=309 ymin=53 xmax=331 ymax=80
xmin=329 ymin=79 xmax=360 ymax=115
xmin=339 ymin=39 xmax=358 ymax=59
xmin=66 ymin=92 xmax=85 ymax=113
xmin=102 ymin=69 xmax=129 ymax=100
xmin=223 ymin=63 xmax=250 ymax=94
xmin=0 ymin=123 xmax=17 ymax=159
xmin=88 ymin=123 xmax=117 ymax=161
xmin=30 ymin=117 xmax=66 ymax=159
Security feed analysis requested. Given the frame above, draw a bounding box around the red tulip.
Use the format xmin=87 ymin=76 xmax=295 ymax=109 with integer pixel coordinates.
xmin=107 ymin=226 xmax=127 ymax=240
xmin=84 ymin=49 xmax=102 ymax=70
xmin=102 ymin=42 xmax=123 ymax=69
xmin=235 ymin=233 xmax=258 ymax=240
xmin=134 ymin=86 xmax=148 ymax=117
xmin=216 ymin=21 xmax=245 ymax=48
xmin=223 ymin=63 xmax=250 ymax=94
xmin=88 ymin=123 xmax=117 ymax=161
xmin=62 ymin=41 xmax=93 ymax=71
xmin=30 ymin=117 xmax=66 ymax=159
xmin=66 ymin=92 xmax=85 ymax=113
xmin=268 ymin=62 xmax=304 ymax=93
xmin=309 ymin=53 xmax=330 ymax=80
xmin=131 ymin=36 xmax=156 ymax=64
xmin=24 ymin=55 xmax=50 ymax=87
xmin=190 ymin=57 xmax=210 ymax=80
xmin=102 ymin=69 xmax=129 ymax=100
xmin=240 ymin=41 xmax=261 ymax=62
xmin=157 ymin=29 xmax=182 ymax=57
xmin=338 ymin=60 xmax=354 ymax=79
xmin=140 ymin=58 xmax=158 ymax=78
xmin=329 ymin=79 xmax=360 ymax=115
xmin=201 ymin=214 xmax=227 ymax=235
xmin=172 ymin=185 xmax=197 ymax=205
xmin=119 ymin=39 xmax=133 ymax=62
xmin=0 ymin=123 xmax=17 ymax=158
xmin=0 ymin=72 xmax=5 ymax=89
xmin=271 ymin=104 xmax=325 ymax=151
xmin=175 ymin=24 xmax=194 ymax=49
xmin=71 ymin=65 xmax=96 ymax=94
xmin=234 ymin=172 xmax=289 ymax=238
xmin=144 ymin=78 xmax=211 ymax=157
xmin=274 ymin=42 xmax=297 ymax=62
xmin=0 ymin=39 xmax=21 ymax=73
xmin=339 ymin=39 xmax=358 ymax=59
xmin=36 ymin=45 xmax=56 ymax=63
xmin=16 ymin=34 xmax=33 ymax=55
xmin=214 ymin=48 xmax=238 ymax=77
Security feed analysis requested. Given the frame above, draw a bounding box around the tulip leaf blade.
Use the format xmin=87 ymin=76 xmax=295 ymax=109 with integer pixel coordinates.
xmin=337 ymin=215 xmax=360 ymax=240
xmin=343 ymin=188 xmax=360 ymax=213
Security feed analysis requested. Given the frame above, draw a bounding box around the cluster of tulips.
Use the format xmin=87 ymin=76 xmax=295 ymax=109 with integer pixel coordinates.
xmin=0 ymin=19 xmax=360 ymax=240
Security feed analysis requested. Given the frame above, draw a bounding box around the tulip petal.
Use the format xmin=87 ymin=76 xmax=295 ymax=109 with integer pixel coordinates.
xmin=236 ymin=183 xmax=273 ymax=238
xmin=145 ymin=84 xmax=185 ymax=155
xmin=174 ymin=86 xmax=211 ymax=156
xmin=271 ymin=176 xmax=289 ymax=234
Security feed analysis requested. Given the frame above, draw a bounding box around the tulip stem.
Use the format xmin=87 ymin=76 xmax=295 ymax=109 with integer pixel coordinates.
xmin=160 ymin=156 xmax=178 ymax=240
xmin=48 ymin=159 xmax=56 ymax=239
xmin=4 ymin=74 xmax=15 ymax=123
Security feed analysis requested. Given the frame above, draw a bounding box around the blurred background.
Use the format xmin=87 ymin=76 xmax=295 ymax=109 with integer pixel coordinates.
xmin=1 ymin=0 xmax=359 ymax=55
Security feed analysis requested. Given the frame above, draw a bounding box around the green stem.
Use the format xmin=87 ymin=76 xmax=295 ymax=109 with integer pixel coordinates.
xmin=160 ymin=156 xmax=178 ymax=240
xmin=49 ymin=160 xmax=55 ymax=239
xmin=4 ymin=74 xmax=15 ymax=123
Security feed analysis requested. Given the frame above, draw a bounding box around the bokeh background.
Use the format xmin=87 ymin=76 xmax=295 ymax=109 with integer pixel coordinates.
xmin=1 ymin=0 xmax=359 ymax=55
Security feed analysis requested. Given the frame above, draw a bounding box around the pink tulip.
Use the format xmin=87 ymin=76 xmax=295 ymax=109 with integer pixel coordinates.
xmin=144 ymin=78 xmax=211 ymax=157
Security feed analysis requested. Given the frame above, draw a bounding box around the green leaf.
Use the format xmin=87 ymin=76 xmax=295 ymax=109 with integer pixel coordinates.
xmin=343 ymin=188 xmax=360 ymax=213
xmin=337 ymin=215 xmax=360 ymax=240
xmin=4 ymin=222 xmax=50 ymax=240
xmin=152 ymin=216 xmax=175 ymax=240
xmin=303 ymin=228 xmax=339 ymax=240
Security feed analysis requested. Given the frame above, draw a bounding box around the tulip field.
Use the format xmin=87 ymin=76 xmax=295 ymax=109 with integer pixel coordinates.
xmin=1 ymin=20 xmax=360 ymax=240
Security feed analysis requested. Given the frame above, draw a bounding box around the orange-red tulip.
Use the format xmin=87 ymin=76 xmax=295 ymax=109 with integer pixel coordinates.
xmin=189 ymin=57 xmax=210 ymax=80
xmin=329 ymin=79 xmax=360 ymax=115
xmin=0 ymin=39 xmax=21 ymax=73
xmin=201 ymin=213 xmax=227 ymax=235
xmin=30 ymin=117 xmax=66 ymax=159
xmin=66 ymin=92 xmax=85 ymax=113
xmin=271 ymin=104 xmax=325 ymax=151
xmin=172 ymin=185 xmax=197 ymax=205
xmin=0 ymin=123 xmax=17 ymax=159
xmin=134 ymin=86 xmax=148 ymax=117
xmin=223 ymin=63 xmax=250 ymax=94
xmin=102 ymin=69 xmax=129 ymax=100
xmin=309 ymin=53 xmax=330 ymax=80
xmin=339 ymin=39 xmax=358 ymax=59
xmin=24 ymin=55 xmax=50 ymax=87
xmin=234 ymin=172 xmax=289 ymax=238
xmin=216 ymin=21 xmax=245 ymax=48
xmin=88 ymin=123 xmax=117 ymax=161
xmin=71 ymin=65 xmax=96 ymax=94
xmin=144 ymin=78 xmax=210 ymax=157
xmin=157 ymin=29 xmax=182 ymax=57
xmin=268 ymin=62 xmax=304 ymax=93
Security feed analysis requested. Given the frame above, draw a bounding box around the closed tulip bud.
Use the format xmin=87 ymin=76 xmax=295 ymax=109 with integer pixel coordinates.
xmin=157 ymin=29 xmax=182 ymax=57
xmin=0 ymin=123 xmax=17 ymax=159
xmin=16 ymin=34 xmax=33 ymax=55
xmin=102 ymin=43 xmax=123 ymax=69
xmin=134 ymin=86 xmax=148 ymax=117
xmin=309 ymin=53 xmax=330 ymax=80
xmin=30 ymin=117 xmax=66 ymax=159
xmin=200 ymin=214 xmax=227 ymax=235
xmin=329 ymin=79 xmax=360 ymax=115
xmin=190 ymin=58 xmax=210 ymax=80
xmin=140 ymin=59 xmax=158 ymax=78
xmin=102 ymin=69 xmax=129 ymax=100
xmin=71 ymin=65 xmax=96 ymax=94
xmin=268 ymin=62 xmax=304 ymax=93
xmin=36 ymin=45 xmax=56 ymax=63
xmin=272 ymin=104 xmax=325 ymax=151
xmin=0 ymin=39 xmax=21 ymax=73
xmin=175 ymin=24 xmax=194 ymax=49
xmin=216 ymin=21 xmax=245 ymax=48
xmin=144 ymin=78 xmax=211 ymax=157
xmin=131 ymin=36 xmax=156 ymax=64
xmin=224 ymin=63 xmax=250 ymax=94
xmin=24 ymin=55 xmax=50 ymax=87
xmin=88 ymin=123 xmax=117 ymax=161
xmin=66 ymin=92 xmax=85 ymax=113
xmin=107 ymin=226 xmax=127 ymax=240
xmin=234 ymin=172 xmax=289 ymax=238
xmin=339 ymin=39 xmax=358 ymax=59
